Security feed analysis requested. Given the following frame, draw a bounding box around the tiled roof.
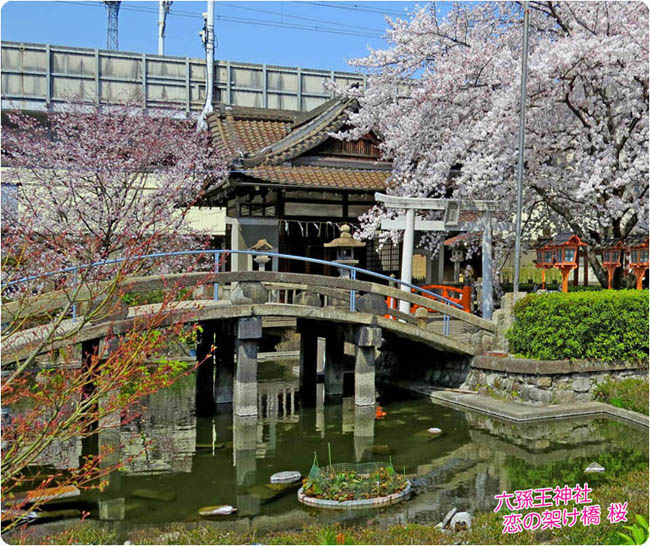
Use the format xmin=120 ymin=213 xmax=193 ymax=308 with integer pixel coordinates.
xmin=444 ymin=232 xmax=482 ymax=246
xmin=208 ymin=105 xmax=294 ymax=159
xmin=208 ymin=98 xmax=360 ymax=167
xmin=247 ymin=98 xmax=356 ymax=167
xmin=206 ymin=99 xmax=390 ymax=196
xmin=244 ymin=165 xmax=389 ymax=191
xmin=235 ymin=119 xmax=292 ymax=153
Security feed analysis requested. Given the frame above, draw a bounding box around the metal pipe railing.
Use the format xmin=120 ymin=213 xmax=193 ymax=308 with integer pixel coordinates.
xmin=3 ymin=249 xmax=462 ymax=336
xmin=3 ymin=249 xmax=462 ymax=308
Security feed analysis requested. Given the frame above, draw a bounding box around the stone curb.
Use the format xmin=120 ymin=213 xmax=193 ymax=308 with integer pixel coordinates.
xmin=400 ymin=383 xmax=649 ymax=428
xmin=297 ymin=482 xmax=411 ymax=510
xmin=472 ymin=355 xmax=648 ymax=375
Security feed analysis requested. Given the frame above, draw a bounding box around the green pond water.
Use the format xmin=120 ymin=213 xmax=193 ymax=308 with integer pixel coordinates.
xmin=18 ymin=361 xmax=650 ymax=533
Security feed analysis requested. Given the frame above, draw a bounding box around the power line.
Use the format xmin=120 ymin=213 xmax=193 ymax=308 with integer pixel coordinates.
xmin=55 ymin=1 xmax=384 ymax=40
xmin=294 ymin=2 xmax=413 ymax=18
xmin=215 ymin=2 xmax=385 ymax=35
xmin=213 ymin=14 xmax=382 ymax=39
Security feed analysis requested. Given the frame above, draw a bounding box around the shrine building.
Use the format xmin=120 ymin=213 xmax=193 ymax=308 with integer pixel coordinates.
xmin=201 ymin=98 xmax=406 ymax=278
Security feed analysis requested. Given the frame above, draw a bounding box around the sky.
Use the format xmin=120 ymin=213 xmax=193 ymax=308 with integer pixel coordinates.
xmin=0 ymin=1 xmax=451 ymax=73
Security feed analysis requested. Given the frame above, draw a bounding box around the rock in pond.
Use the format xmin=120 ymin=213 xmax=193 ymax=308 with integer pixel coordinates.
xmin=450 ymin=511 xmax=472 ymax=531
xmin=131 ymin=489 xmax=177 ymax=502
xmin=266 ymin=482 xmax=300 ymax=493
xmin=99 ymin=498 xmax=125 ymax=521
xmin=270 ymin=471 xmax=301 ymax=484
xmin=248 ymin=485 xmax=281 ymax=502
xmin=36 ymin=509 xmax=83 ymax=521
xmin=584 ymin=462 xmax=605 ymax=473
xmin=10 ymin=485 xmax=80 ymax=506
xmin=368 ymin=444 xmax=393 ymax=455
xmin=198 ymin=505 xmax=237 ymax=517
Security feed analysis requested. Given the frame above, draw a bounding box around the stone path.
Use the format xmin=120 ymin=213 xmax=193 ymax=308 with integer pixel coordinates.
xmin=401 ymin=383 xmax=649 ymax=428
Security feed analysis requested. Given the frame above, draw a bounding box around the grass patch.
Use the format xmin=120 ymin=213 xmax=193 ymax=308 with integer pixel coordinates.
xmin=11 ymin=470 xmax=648 ymax=545
xmin=594 ymin=378 xmax=649 ymax=415
xmin=469 ymin=469 xmax=649 ymax=545
xmin=7 ymin=522 xmax=118 ymax=545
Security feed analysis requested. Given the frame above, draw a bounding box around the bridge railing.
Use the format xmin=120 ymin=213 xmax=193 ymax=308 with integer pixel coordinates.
xmin=3 ymin=249 xmax=474 ymax=336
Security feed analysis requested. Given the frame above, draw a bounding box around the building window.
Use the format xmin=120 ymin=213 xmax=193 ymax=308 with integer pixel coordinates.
xmin=239 ymin=194 xmax=276 ymax=218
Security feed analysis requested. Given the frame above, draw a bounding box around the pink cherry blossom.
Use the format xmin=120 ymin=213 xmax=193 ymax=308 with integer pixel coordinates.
xmin=336 ymin=2 xmax=648 ymax=286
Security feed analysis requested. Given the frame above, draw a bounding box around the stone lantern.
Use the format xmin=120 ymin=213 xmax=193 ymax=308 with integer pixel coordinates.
xmin=324 ymin=224 xmax=365 ymax=279
xmin=249 ymin=238 xmax=274 ymax=271
xmin=450 ymin=247 xmax=465 ymax=283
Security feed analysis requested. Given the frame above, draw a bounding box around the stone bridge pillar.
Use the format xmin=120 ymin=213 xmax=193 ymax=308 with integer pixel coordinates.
xmin=215 ymin=331 xmax=235 ymax=405
xmin=233 ymin=316 xmax=262 ymax=417
xmin=354 ymin=326 xmax=382 ymax=407
xmin=324 ymin=325 xmax=345 ymax=396
xmin=297 ymin=319 xmax=318 ymax=405
xmin=81 ymin=338 xmax=101 ymax=397
xmin=353 ymin=405 xmax=375 ymax=462
xmin=233 ymin=414 xmax=260 ymax=516
xmin=82 ymin=337 xmax=122 ymax=428
xmin=196 ymin=321 xmax=216 ymax=417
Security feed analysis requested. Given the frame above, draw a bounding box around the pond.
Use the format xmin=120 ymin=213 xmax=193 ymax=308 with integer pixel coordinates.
xmin=16 ymin=360 xmax=650 ymax=534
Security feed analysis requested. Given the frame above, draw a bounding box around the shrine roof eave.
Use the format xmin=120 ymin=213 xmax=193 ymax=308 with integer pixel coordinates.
xmin=199 ymin=174 xmax=380 ymax=207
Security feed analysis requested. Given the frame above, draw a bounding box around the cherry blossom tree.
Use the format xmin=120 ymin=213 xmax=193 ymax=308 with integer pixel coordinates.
xmin=1 ymin=103 xmax=224 ymax=531
xmin=2 ymin=102 xmax=227 ymax=277
xmin=338 ymin=1 xmax=648 ymax=287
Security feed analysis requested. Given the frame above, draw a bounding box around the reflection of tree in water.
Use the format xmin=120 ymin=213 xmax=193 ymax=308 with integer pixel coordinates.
xmin=7 ymin=382 xmax=83 ymax=471
xmin=120 ymin=373 xmax=196 ymax=475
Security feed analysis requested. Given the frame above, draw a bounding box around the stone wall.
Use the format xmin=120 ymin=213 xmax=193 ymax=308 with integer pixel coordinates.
xmin=422 ymin=358 xmax=472 ymax=389
xmin=461 ymin=356 xmax=648 ymax=405
xmin=377 ymin=339 xmax=471 ymax=389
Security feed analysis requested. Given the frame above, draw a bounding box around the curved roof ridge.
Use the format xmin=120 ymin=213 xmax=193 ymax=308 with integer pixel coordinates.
xmin=243 ymin=98 xmax=356 ymax=167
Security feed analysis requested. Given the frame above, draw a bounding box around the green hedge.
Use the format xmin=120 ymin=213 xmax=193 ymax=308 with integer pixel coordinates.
xmin=506 ymin=290 xmax=649 ymax=362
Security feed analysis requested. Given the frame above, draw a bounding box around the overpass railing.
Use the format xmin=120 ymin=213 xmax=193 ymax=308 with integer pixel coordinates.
xmin=3 ymin=249 xmax=464 ymax=335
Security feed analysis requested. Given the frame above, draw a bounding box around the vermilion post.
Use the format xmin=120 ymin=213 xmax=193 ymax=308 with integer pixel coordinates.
xmin=461 ymin=284 xmax=472 ymax=312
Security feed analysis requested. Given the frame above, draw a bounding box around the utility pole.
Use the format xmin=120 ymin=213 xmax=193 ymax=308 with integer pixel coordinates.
xmin=104 ymin=1 xmax=121 ymax=50
xmin=513 ymin=2 xmax=530 ymax=294
xmin=158 ymin=1 xmax=172 ymax=56
xmin=197 ymin=0 xmax=215 ymax=131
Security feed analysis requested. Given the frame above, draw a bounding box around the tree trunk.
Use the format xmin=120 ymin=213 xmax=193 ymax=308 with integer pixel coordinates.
xmin=586 ymin=252 xmax=608 ymax=288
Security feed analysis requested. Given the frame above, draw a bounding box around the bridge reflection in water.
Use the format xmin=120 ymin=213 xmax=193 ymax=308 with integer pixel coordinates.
xmin=20 ymin=361 xmax=646 ymax=527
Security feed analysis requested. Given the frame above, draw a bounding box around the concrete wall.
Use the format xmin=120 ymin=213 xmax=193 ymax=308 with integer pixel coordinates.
xmin=2 ymin=41 xmax=366 ymax=115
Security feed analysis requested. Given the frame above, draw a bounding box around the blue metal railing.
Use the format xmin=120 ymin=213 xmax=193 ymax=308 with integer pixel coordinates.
xmin=2 ymin=249 xmax=463 ymax=330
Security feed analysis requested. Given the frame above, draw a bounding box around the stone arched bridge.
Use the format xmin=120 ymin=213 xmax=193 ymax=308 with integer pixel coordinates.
xmin=2 ymin=270 xmax=498 ymax=415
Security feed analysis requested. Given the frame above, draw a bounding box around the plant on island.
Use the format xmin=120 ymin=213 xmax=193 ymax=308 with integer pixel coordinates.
xmin=303 ymin=459 xmax=408 ymax=503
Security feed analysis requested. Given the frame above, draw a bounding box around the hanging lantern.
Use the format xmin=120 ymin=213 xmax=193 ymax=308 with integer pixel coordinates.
xmin=599 ymin=240 xmax=625 ymax=290
xmin=627 ymin=236 xmax=649 ymax=290
xmin=550 ymin=233 xmax=587 ymax=293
